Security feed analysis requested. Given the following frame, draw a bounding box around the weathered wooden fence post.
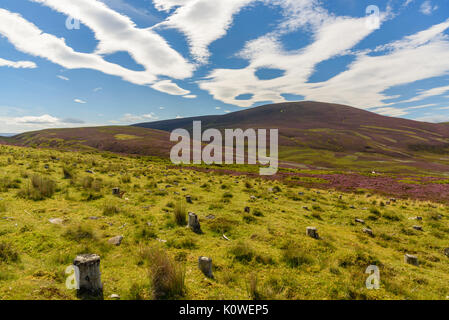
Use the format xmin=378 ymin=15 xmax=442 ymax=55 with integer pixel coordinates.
xmin=73 ymin=254 xmax=103 ymax=298
xmin=198 ymin=256 xmax=213 ymax=278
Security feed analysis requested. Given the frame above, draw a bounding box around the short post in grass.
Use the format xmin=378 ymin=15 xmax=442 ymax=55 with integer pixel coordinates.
xmin=112 ymin=187 xmax=120 ymax=196
xmin=404 ymin=254 xmax=419 ymax=266
xmin=198 ymin=256 xmax=213 ymax=278
xmin=188 ymin=212 xmax=202 ymax=234
xmin=186 ymin=195 xmax=193 ymax=204
xmin=73 ymin=254 xmax=103 ymax=298
xmin=306 ymin=227 xmax=319 ymax=239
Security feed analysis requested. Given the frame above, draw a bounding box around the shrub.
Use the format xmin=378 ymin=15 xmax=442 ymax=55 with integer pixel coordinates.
xmin=0 ymin=176 xmax=20 ymax=192
xmin=146 ymin=247 xmax=185 ymax=300
xmin=246 ymin=273 xmax=261 ymax=300
xmin=17 ymin=175 xmax=55 ymax=200
xmin=0 ymin=242 xmax=20 ymax=263
xmin=173 ymin=201 xmax=187 ymax=226
xmin=103 ymin=203 xmax=120 ymax=216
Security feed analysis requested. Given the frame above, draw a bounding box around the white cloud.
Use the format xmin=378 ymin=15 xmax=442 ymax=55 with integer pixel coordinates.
xmin=0 ymin=57 xmax=36 ymax=69
xmin=400 ymin=85 xmax=449 ymax=104
xmin=200 ymin=15 xmax=449 ymax=109
xmin=420 ymin=1 xmax=438 ymax=15
xmin=0 ymin=1 xmax=194 ymax=97
xmin=120 ymin=112 xmax=159 ymax=123
xmin=57 ymin=75 xmax=69 ymax=81
xmin=371 ymin=107 xmax=409 ymax=117
xmin=93 ymin=87 xmax=103 ymax=92
xmin=14 ymin=114 xmax=59 ymax=124
xmin=151 ymin=80 xmax=190 ymax=95
xmin=74 ymin=99 xmax=87 ymax=104
xmin=183 ymin=94 xmax=197 ymax=99
xmin=153 ymin=0 xmax=256 ymax=63
xmin=0 ymin=114 xmax=94 ymax=132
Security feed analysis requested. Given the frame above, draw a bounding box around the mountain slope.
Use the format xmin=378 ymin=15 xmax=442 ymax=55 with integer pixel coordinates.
xmin=134 ymin=101 xmax=449 ymax=173
xmin=5 ymin=126 xmax=174 ymax=157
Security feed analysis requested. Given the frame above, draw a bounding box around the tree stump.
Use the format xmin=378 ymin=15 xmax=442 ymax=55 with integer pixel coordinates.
xmin=306 ymin=227 xmax=319 ymax=239
xmin=198 ymin=256 xmax=213 ymax=278
xmin=188 ymin=212 xmax=202 ymax=234
xmin=73 ymin=254 xmax=103 ymax=298
xmin=404 ymin=254 xmax=419 ymax=266
xmin=186 ymin=195 xmax=192 ymax=204
xmin=112 ymin=188 xmax=120 ymax=196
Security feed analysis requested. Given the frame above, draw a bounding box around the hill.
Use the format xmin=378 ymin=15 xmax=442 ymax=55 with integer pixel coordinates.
xmin=3 ymin=126 xmax=173 ymax=158
xmin=135 ymin=101 xmax=449 ymax=173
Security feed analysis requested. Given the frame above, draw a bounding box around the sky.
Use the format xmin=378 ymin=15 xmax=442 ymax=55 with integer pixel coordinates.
xmin=0 ymin=0 xmax=449 ymax=133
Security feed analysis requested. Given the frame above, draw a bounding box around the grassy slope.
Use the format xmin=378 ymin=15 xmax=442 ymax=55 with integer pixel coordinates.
xmin=1 ymin=145 xmax=449 ymax=300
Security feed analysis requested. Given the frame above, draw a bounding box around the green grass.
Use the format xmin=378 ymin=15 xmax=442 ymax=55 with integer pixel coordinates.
xmin=1 ymin=144 xmax=449 ymax=300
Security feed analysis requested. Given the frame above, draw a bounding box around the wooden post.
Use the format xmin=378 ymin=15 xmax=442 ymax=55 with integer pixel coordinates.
xmin=198 ymin=256 xmax=213 ymax=278
xmin=186 ymin=195 xmax=192 ymax=204
xmin=73 ymin=254 xmax=103 ymax=298
xmin=188 ymin=212 xmax=202 ymax=234
xmin=306 ymin=227 xmax=319 ymax=239
xmin=404 ymin=254 xmax=419 ymax=266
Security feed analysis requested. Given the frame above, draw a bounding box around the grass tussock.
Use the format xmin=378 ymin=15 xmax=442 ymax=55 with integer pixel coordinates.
xmin=173 ymin=201 xmax=187 ymax=226
xmin=17 ymin=175 xmax=55 ymax=200
xmin=0 ymin=242 xmax=20 ymax=263
xmin=146 ymin=247 xmax=185 ymax=300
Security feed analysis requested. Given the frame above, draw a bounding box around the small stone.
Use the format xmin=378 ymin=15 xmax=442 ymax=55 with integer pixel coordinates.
xmin=86 ymin=170 xmax=94 ymax=174
xmin=250 ymin=196 xmax=257 ymax=201
xmin=109 ymin=294 xmax=120 ymax=300
xmin=49 ymin=218 xmax=64 ymax=225
xmin=206 ymin=215 xmax=215 ymax=220
xmin=306 ymin=227 xmax=319 ymax=239
xmin=244 ymin=207 xmax=250 ymax=213
xmin=355 ymin=218 xmax=365 ymax=224
xmin=404 ymin=254 xmax=419 ymax=266
xmin=108 ymin=235 xmax=123 ymax=246
xmin=413 ymin=225 xmax=423 ymax=231
xmin=186 ymin=195 xmax=192 ymax=204
xmin=298 ymin=192 xmax=304 ymax=196
xmin=363 ymin=228 xmax=374 ymax=237
xmin=112 ymin=187 xmax=120 ymax=196
xmin=350 ymin=205 xmax=356 ymax=209
xmin=302 ymin=206 xmax=309 ymax=211
xmin=89 ymin=216 xmax=99 ymax=220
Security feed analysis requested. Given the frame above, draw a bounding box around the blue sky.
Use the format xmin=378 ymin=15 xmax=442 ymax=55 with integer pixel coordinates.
xmin=0 ymin=0 xmax=449 ymax=133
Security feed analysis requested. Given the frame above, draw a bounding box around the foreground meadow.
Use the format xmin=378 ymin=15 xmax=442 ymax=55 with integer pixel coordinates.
xmin=0 ymin=145 xmax=449 ymax=300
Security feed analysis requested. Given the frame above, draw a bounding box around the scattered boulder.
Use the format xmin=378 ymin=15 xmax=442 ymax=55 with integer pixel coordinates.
xmin=108 ymin=235 xmax=123 ymax=246
xmin=355 ymin=218 xmax=365 ymax=224
xmin=198 ymin=256 xmax=213 ymax=278
xmin=404 ymin=254 xmax=419 ymax=266
xmin=109 ymin=294 xmax=120 ymax=300
xmin=302 ymin=206 xmax=309 ymax=211
xmin=363 ymin=228 xmax=374 ymax=237
xmin=244 ymin=207 xmax=250 ymax=213
xmin=413 ymin=225 xmax=423 ymax=231
xmin=186 ymin=195 xmax=192 ymax=204
xmin=306 ymin=227 xmax=319 ymax=239
xmin=444 ymin=248 xmax=449 ymax=257
xmin=188 ymin=212 xmax=202 ymax=234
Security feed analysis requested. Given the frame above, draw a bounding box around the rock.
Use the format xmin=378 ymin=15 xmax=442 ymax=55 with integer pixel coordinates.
xmin=108 ymin=235 xmax=123 ymax=246
xmin=298 ymin=192 xmax=304 ymax=196
xmin=363 ymin=228 xmax=374 ymax=237
xmin=306 ymin=227 xmax=319 ymax=239
xmin=186 ymin=195 xmax=192 ymax=204
xmin=89 ymin=216 xmax=100 ymax=220
xmin=73 ymin=254 xmax=103 ymax=297
xmin=205 ymin=215 xmax=215 ymax=220
xmin=250 ymin=196 xmax=257 ymax=201
xmin=188 ymin=212 xmax=202 ymax=234
xmin=413 ymin=225 xmax=423 ymax=231
xmin=350 ymin=205 xmax=356 ymax=209
xmin=109 ymin=294 xmax=120 ymax=300
xmin=302 ymin=206 xmax=309 ymax=211
xmin=244 ymin=207 xmax=250 ymax=213
xmin=44 ymin=164 xmax=49 ymax=169
xmin=198 ymin=256 xmax=213 ymax=278
xmin=112 ymin=187 xmax=120 ymax=196
xmin=404 ymin=254 xmax=419 ymax=266
xmin=49 ymin=218 xmax=64 ymax=225
xmin=86 ymin=170 xmax=94 ymax=174
xmin=355 ymin=218 xmax=365 ymax=224
xmin=414 ymin=216 xmax=423 ymax=221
